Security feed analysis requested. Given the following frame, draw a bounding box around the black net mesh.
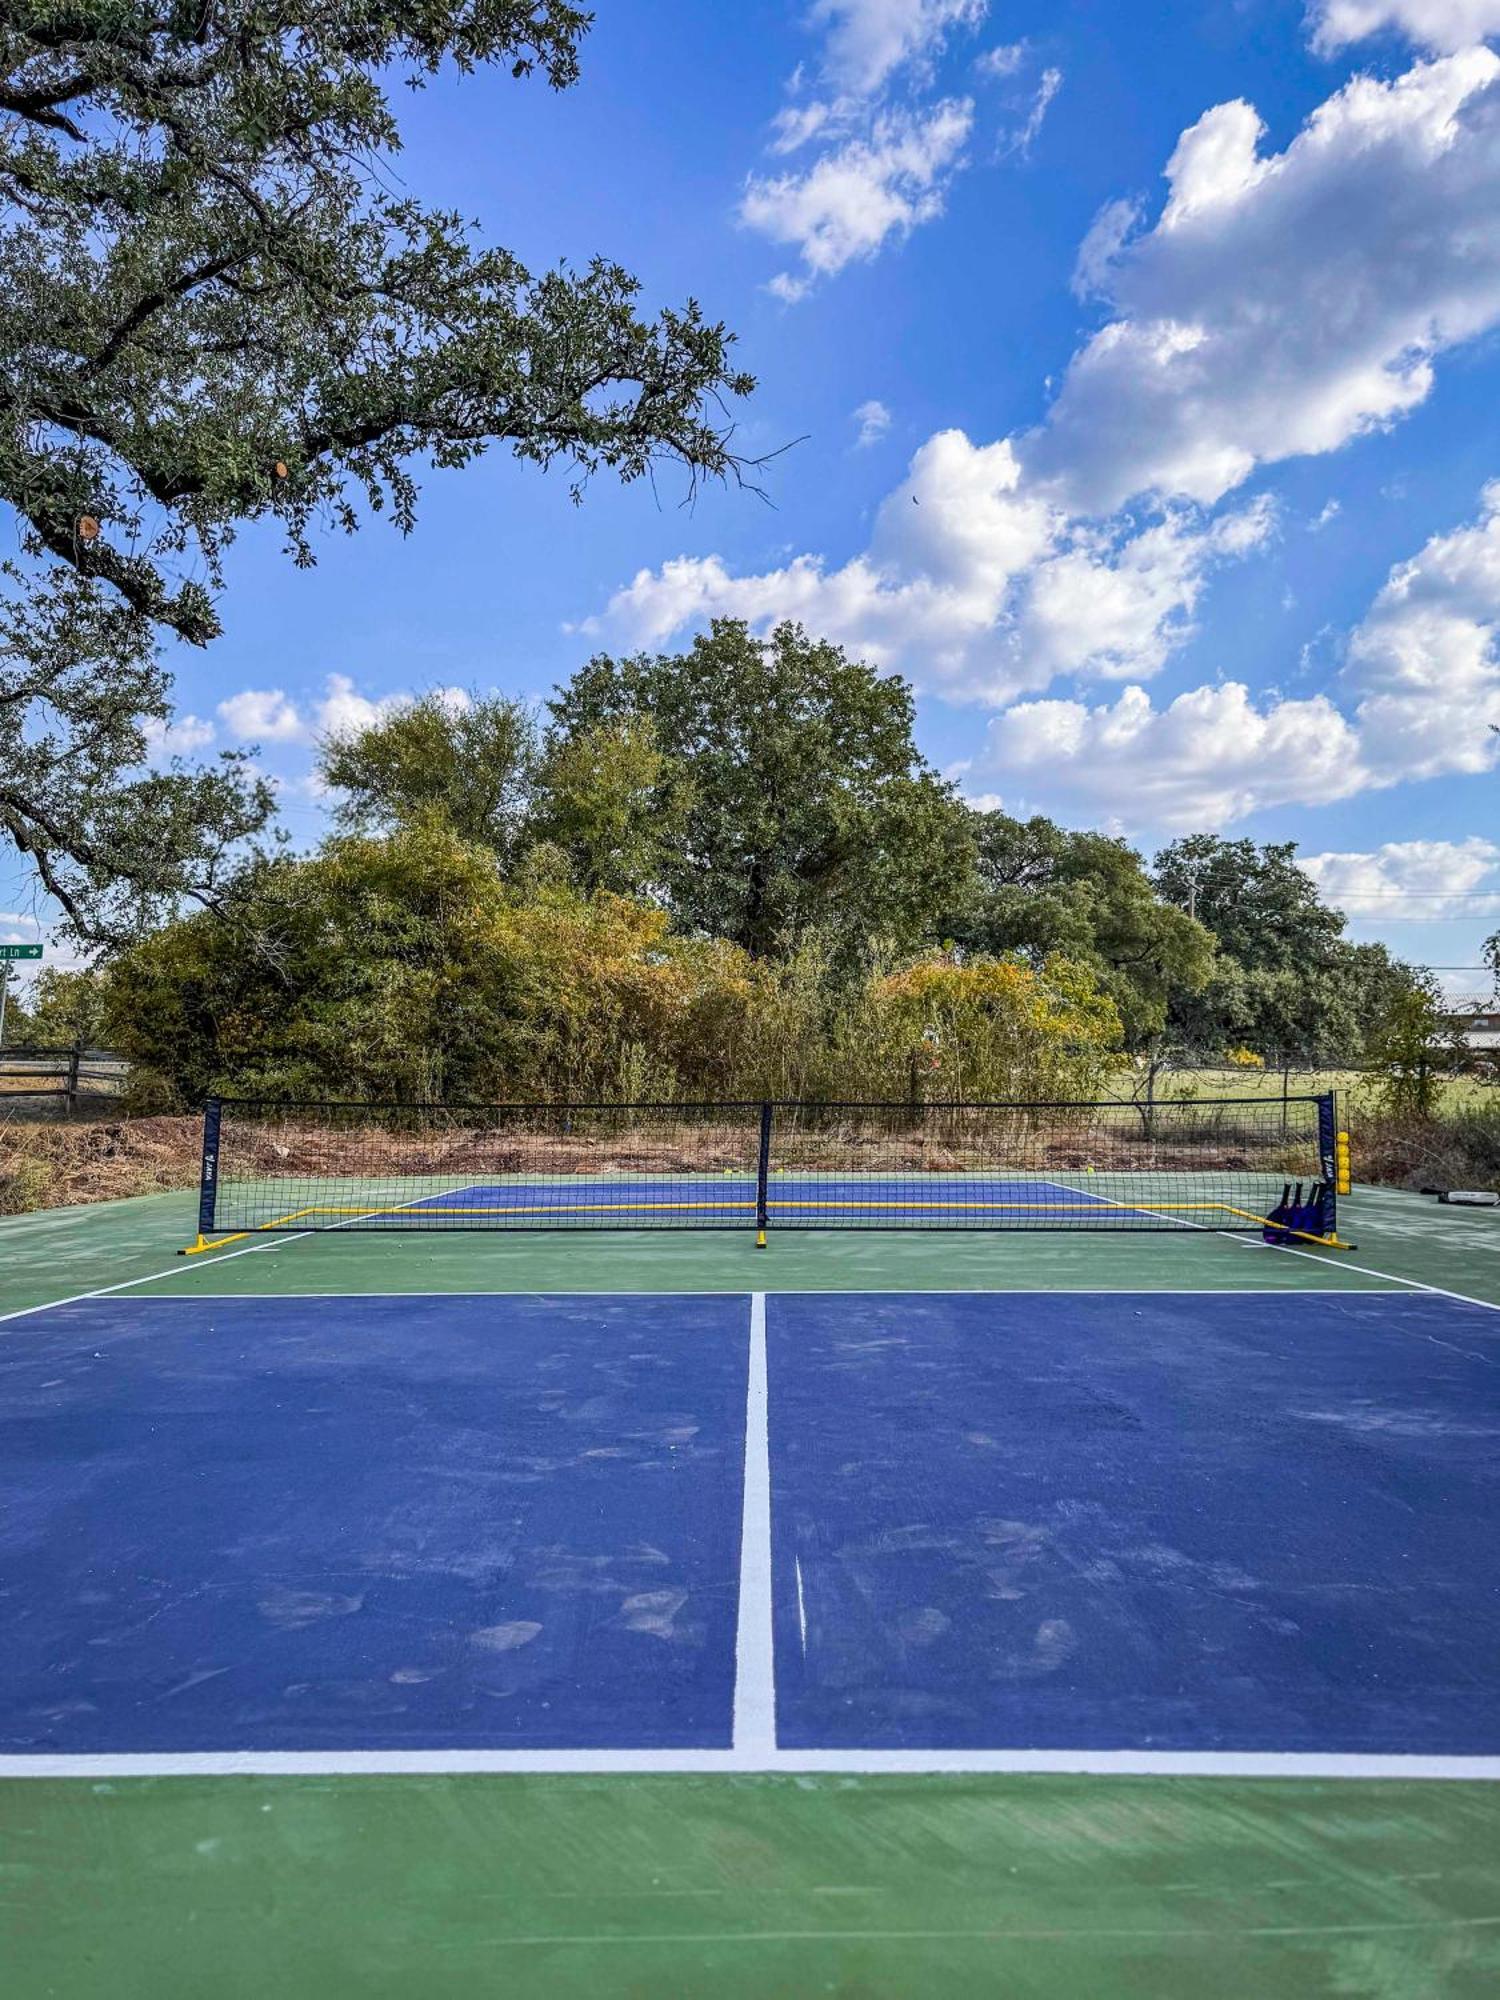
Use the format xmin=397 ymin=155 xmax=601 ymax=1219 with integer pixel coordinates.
xmin=204 ymin=1096 xmax=1333 ymax=1239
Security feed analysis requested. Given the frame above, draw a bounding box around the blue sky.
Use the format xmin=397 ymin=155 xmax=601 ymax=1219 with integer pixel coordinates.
xmin=6 ymin=0 xmax=1500 ymax=995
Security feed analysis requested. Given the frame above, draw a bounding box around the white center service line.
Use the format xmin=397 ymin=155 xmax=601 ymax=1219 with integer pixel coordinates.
xmin=732 ymin=1290 xmax=776 ymax=1755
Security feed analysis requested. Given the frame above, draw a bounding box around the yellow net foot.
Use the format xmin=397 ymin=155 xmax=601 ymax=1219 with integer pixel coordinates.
xmin=178 ymin=1230 xmax=249 ymax=1256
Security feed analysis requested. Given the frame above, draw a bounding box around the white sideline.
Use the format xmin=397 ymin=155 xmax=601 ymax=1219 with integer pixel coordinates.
xmin=732 ymin=1292 xmax=776 ymax=1754
xmin=0 ymin=1178 xmax=494 ymax=1332
xmin=2 ymin=1748 xmax=1497 ymax=1781
xmin=0 ymin=1231 xmax=301 ymax=1327
xmin=1250 ymin=1241 xmax=1500 ymax=1314
xmin=1050 ymin=1172 xmax=1500 ymax=1317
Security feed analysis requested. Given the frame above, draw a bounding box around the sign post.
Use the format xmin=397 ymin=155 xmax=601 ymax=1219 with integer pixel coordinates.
xmin=0 ymin=942 xmax=43 ymax=1047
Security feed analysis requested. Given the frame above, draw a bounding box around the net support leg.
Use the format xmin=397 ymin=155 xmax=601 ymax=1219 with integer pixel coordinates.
xmin=178 ymin=1229 xmax=250 ymax=1257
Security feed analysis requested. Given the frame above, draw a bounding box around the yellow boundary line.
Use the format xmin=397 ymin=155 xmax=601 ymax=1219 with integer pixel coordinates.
xmin=181 ymin=1206 xmax=320 ymax=1255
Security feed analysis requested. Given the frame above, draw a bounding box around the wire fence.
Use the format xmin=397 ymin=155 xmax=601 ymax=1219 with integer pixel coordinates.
xmin=1101 ymin=1053 xmax=1499 ymax=1119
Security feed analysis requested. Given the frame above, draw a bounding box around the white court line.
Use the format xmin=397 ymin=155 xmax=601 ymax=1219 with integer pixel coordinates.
xmin=2 ymin=1748 xmax=1497 ymax=1781
xmin=732 ymin=1291 xmax=776 ymax=1754
xmin=1040 ymin=1172 xmax=1228 ymax=1239
xmin=0 ymin=1180 xmax=483 ymax=1332
xmin=68 ymin=1286 xmax=1405 ymax=1301
xmin=1257 ymin=1242 xmax=1500 ymax=1316
xmin=0 ymin=1231 xmax=306 ymax=1328
xmin=1038 ymin=1177 xmax=1500 ymax=1317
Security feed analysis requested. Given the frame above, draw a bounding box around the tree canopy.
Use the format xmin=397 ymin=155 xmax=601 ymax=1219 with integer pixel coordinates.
xmin=304 ymin=648 xmax=1425 ymax=1071
xmin=1152 ymin=834 xmax=1422 ymax=1061
xmin=949 ymin=812 xmax=1215 ymax=1049
xmin=320 ymin=692 xmax=537 ymax=862
xmin=547 ymin=619 xmax=977 ymax=959
xmin=103 ymin=819 xmax=1124 ymax=1109
xmin=1 ymin=1 xmax=755 ymax=940
xmin=1153 ymin=836 xmax=1344 ymax=971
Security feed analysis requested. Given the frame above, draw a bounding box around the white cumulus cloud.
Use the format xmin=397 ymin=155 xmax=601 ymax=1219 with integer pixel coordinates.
xmin=592 ymin=431 xmax=1274 ymax=704
xmin=595 ymin=49 xmax=1500 ymax=740
xmin=1309 ymin=2 xmax=1500 ymax=54
xmin=216 ymin=687 xmax=305 ymax=742
xmin=142 ymin=712 xmax=215 ymax=757
xmin=973 ymin=483 xmax=1500 ymax=827
xmin=811 ymin=0 xmax=989 ymax=96
xmin=1018 ymin=498 xmax=1275 ymax=683
xmin=590 ymin=437 xmax=1274 ymax=706
xmin=312 ymin=672 xmax=409 ymax=740
xmin=1032 ymin=50 xmax=1500 ymax=512
xmin=746 ymin=1 xmax=998 ymax=295
xmin=1301 ymin=838 xmax=1500 ymax=917
xmin=744 ymin=98 xmax=974 ymax=299
xmin=214 ymin=676 xmax=470 ymax=748
xmin=1339 ymin=478 xmax=1500 ymax=783
xmin=982 ymin=682 xmax=1368 ymax=831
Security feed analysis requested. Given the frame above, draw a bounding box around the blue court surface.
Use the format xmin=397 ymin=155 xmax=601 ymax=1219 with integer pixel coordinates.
xmin=378 ymin=1174 xmax=1124 ymax=1219
xmin=3 ymin=1287 xmax=1498 ymax=1763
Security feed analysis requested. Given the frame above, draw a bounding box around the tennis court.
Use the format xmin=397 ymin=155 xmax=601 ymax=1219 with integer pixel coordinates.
xmin=3 ymin=1172 xmax=1499 ymax=1995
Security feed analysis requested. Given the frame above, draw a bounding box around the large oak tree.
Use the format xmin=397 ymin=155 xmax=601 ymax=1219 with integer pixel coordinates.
xmin=548 ymin=619 xmax=977 ymax=960
xmin=0 ymin=1 xmax=754 ymax=942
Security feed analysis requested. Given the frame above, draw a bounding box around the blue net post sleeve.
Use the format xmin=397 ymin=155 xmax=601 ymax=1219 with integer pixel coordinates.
xmin=197 ymin=1098 xmax=222 ymax=1237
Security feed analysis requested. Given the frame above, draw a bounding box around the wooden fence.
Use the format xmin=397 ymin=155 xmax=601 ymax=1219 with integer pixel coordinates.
xmin=0 ymin=1047 xmax=128 ymax=1111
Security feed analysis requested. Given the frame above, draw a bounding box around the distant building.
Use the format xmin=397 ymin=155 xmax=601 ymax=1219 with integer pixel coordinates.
xmin=1447 ymin=1003 xmax=1500 ymax=1054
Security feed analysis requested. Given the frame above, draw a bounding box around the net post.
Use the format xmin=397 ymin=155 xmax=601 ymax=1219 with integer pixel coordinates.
xmin=1317 ymin=1092 xmax=1338 ymax=1238
xmin=755 ymin=1101 xmax=773 ymax=1248
xmin=197 ymin=1097 xmax=222 ymax=1240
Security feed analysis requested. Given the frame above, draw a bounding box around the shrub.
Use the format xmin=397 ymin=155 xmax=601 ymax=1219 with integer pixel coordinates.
xmin=101 ymin=828 xmax=1126 ymax=1109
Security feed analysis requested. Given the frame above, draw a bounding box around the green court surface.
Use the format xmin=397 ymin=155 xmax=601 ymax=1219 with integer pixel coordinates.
xmin=3 ymin=1184 xmax=1499 ymax=1998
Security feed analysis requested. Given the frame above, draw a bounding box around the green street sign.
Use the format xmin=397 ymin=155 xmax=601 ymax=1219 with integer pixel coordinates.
xmin=0 ymin=944 xmax=42 ymax=960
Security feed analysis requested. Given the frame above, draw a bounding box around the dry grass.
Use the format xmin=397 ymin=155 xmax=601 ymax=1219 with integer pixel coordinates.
xmin=1350 ymin=1108 xmax=1500 ymax=1195
xmin=224 ymin=1105 xmax=1312 ymax=1183
xmin=0 ymin=1115 xmax=201 ymax=1215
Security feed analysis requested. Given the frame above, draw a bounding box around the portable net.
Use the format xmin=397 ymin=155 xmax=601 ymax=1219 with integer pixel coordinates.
xmin=196 ymin=1095 xmax=1339 ymax=1243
